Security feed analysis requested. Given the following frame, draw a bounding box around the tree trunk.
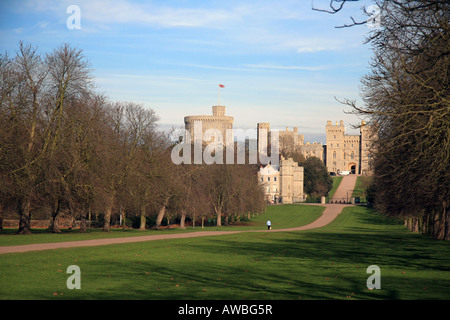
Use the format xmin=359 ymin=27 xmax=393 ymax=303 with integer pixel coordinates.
xmin=17 ymin=198 xmax=32 ymax=235
xmin=0 ymin=203 xmax=4 ymax=230
xmin=433 ymin=206 xmax=445 ymax=240
xmin=435 ymin=204 xmax=447 ymax=241
xmin=103 ymin=197 xmax=114 ymax=232
xmin=139 ymin=205 xmax=146 ymax=230
xmin=121 ymin=206 xmax=126 ymax=230
xmin=216 ymin=209 xmax=222 ymax=227
xmin=80 ymin=210 xmax=87 ymax=232
xmin=155 ymin=205 xmax=166 ymax=229
xmin=155 ymin=197 xmax=169 ymax=229
xmin=48 ymin=199 xmax=61 ymax=233
xmin=180 ymin=211 xmax=186 ymax=229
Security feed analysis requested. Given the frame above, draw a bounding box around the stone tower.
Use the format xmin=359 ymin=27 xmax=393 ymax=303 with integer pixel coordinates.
xmin=325 ymin=120 xmax=375 ymax=175
xmin=360 ymin=120 xmax=376 ymax=175
xmin=257 ymin=123 xmax=271 ymax=156
xmin=279 ymin=156 xmax=304 ymax=203
xmin=184 ymin=106 xmax=234 ymax=144
xmin=326 ymin=120 xmax=346 ymax=174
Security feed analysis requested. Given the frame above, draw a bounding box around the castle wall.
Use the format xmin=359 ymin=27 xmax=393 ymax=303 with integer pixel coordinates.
xmin=325 ymin=120 xmax=375 ymax=175
xmin=184 ymin=106 xmax=234 ymax=144
xmin=258 ymin=156 xmax=305 ymax=204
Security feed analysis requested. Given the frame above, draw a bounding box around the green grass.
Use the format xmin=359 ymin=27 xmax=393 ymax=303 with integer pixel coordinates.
xmin=0 ymin=226 xmax=197 ymax=247
xmin=326 ymin=176 xmax=342 ymax=203
xmin=0 ymin=204 xmax=323 ymax=246
xmin=212 ymin=204 xmax=324 ymax=231
xmin=1 ymin=205 xmax=449 ymax=300
xmin=352 ymin=176 xmax=372 ymax=201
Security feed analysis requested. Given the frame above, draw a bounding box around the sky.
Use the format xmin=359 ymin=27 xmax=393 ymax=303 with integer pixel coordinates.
xmin=0 ymin=0 xmax=377 ymax=142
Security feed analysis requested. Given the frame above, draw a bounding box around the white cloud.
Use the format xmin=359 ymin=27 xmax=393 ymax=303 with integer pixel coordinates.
xmin=246 ymin=64 xmax=328 ymax=71
xmin=77 ymin=0 xmax=243 ymax=28
xmin=297 ymin=46 xmax=327 ymax=53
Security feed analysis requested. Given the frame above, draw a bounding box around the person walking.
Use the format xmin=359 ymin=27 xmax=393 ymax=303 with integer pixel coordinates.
xmin=266 ymin=219 xmax=272 ymax=230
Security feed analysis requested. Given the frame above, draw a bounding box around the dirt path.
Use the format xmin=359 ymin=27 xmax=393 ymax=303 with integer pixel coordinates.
xmin=0 ymin=175 xmax=358 ymax=254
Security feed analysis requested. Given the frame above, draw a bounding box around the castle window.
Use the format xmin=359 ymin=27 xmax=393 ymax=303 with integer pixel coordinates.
xmin=268 ymin=177 xmax=270 ymax=181
xmin=351 ymin=152 xmax=354 ymax=160
xmin=334 ymin=135 xmax=336 ymax=139
xmin=337 ymin=143 xmax=339 ymax=147
xmin=330 ymin=143 xmax=333 ymax=148
xmin=274 ymin=177 xmax=277 ymax=182
xmin=261 ymin=177 xmax=264 ymax=182
xmin=333 ymin=151 xmax=336 ymax=160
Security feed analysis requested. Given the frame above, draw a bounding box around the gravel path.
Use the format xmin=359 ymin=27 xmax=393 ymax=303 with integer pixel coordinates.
xmin=0 ymin=175 xmax=358 ymax=254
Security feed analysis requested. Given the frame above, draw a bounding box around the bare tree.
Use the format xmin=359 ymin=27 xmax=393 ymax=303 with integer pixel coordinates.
xmin=319 ymin=0 xmax=450 ymax=239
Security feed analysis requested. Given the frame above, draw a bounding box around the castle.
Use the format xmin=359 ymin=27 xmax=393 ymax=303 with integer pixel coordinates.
xmin=325 ymin=120 xmax=375 ymax=175
xmin=183 ymin=105 xmax=375 ymax=204
xmin=257 ymin=157 xmax=305 ymax=204
xmin=184 ymin=105 xmax=233 ymax=144
xmin=257 ymin=120 xmax=375 ymax=176
xmin=257 ymin=123 xmax=324 ymax=163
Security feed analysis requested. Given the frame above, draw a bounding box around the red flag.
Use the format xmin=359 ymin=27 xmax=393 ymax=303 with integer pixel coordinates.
xmin=219 ymin=84 xmax=225 ymax=88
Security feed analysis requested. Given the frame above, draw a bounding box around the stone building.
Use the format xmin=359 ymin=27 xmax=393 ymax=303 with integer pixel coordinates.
xmin=325 ymin=120 xmax=375 ymax=175
xmin=258 ymin=156 xmax=305 ymax=204
xmin=257 ymin=123 xmax=324 ymax=162
xmin=184 ymin=105 xmax=234 ymax=144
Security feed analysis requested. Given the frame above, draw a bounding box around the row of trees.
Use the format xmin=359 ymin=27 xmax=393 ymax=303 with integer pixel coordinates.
xmin=325 ymin=0 xmax=449 ymax=239
xmin=0 ymin=42 xmax=265 ymax=234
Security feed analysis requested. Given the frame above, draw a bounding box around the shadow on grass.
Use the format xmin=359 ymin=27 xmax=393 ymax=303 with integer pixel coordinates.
xmin=46 ymin=227 xmax=450 ymax=300
xmin=8 ymin=206 xmax=450 ymax=300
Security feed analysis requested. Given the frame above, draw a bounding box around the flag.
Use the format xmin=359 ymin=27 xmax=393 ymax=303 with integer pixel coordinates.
xmin=219 ymin=84 xmax=225 ymax=88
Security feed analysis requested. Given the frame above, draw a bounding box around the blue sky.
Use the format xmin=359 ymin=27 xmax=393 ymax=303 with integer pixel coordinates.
xmin=0 ymin=0 xmax=376 ymax=141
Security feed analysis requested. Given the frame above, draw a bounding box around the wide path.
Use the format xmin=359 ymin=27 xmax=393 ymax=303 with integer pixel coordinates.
xmin=0 ymin=175 xmax=358 ymax=254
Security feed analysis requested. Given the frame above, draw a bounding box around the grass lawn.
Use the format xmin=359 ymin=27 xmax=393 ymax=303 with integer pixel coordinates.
xmin=0 ymin=204 xmax=323 ymax=246
xmin=0 ymin=205 xmax=449 ymax=300
xmin=326 ymin=176 xmax=342 ymax=203
xmin=352 ymin=176 xmax=372 ymax=201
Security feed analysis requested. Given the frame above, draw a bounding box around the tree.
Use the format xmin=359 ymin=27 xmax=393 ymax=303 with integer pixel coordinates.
xmin=40 ymin=44 xmax=94 ymax=233
xmin=299 ymin=156 xmax=333 ymax=201
xmin=318 ymin=0 xmax=450 ymax=239
xmin=98 ymin=101 xmax=160 ymax=232
xmin=1 ymin=42 xmax=48 ymax=234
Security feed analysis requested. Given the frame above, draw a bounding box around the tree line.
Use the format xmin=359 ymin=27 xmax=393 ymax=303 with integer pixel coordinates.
xmin=0 ymin=42 xmax=266 ymax=234
xmin=323 ymin=0 xmax=449 ymax=239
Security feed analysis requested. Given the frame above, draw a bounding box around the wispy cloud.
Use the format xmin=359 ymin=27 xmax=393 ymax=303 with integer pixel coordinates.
xmin=246 ymin=64 xmax=328 ymax=71
xmin=0 ymin=0 xmax=372 ymax=131
xmin=71 ymin=0 xmax=244 ymax=28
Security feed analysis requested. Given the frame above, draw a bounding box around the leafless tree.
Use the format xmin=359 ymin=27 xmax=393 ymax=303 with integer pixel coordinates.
xmin=317 ymin=0 xmax=450 ymax=239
